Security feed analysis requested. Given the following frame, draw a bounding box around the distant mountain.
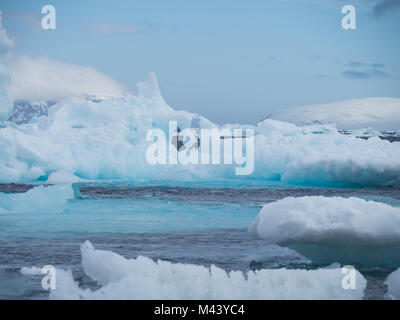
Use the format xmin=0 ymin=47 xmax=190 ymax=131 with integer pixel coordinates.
xmin=266 ymin=98 xmax=400 ymax=131
xmin=8 ymin=100 xmax=56 ymax=124
xmin=7 ymin=94 xmax=121 ymax=125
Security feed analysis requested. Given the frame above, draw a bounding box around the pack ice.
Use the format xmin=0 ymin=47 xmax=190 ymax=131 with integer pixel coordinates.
xmin=45 ymin=241 xmax=366 ymax=300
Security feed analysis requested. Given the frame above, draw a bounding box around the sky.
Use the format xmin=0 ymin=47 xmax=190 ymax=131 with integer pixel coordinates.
xmin=0 ymin=0 xmax=399 ymax=124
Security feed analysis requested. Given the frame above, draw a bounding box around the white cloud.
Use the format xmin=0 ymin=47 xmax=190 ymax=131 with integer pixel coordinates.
xmin=7 ymin=55 xmax=126 ymax=102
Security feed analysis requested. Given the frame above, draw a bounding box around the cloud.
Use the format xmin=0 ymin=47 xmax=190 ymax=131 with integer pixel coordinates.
xmin=347 ymin=61 xmax=365 ymax=68
xmin=265 ymin=56 xmax=279 ymax=64
xmin=87 ymin=23 xmax=140 ymax=35
xmin=372 ymin=63 xmax=385 ymax=69
xmin=305 ymin=54 xmax=321 ymax=61
xmin=342 ymin=69 xmax=390 ymax=79
xmin=373 ymin=0 xmax=400 ymax=16
xmin=7 ymin=55 xmax=126 ymax=102
xmin=347 ymin=61 xmax=386 ymax=69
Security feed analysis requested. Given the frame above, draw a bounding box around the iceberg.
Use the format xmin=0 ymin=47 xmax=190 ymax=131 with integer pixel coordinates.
xmin=45 ymin=170 xmax=88 ymax=184
xmin=47 ymin=241 xmax=366 ymax=300
xmin=0 ymin=184 xmax=74 ymax=213
xmin=385 ymin=268 xmax=400 ymax=300
xmin=254 ymin=119 xmax=400 ymax=186
xmin=249 ymin=196 xmax=400 ymax=268
xmin=0 ymin=73 xmax=399 ymax=186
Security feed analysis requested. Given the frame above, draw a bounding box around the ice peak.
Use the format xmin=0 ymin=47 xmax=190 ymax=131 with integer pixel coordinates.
xmin=137 ymin=72 xmax=163 ymax=101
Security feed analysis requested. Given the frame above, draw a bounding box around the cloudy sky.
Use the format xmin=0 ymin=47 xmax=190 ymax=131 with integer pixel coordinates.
xmin=1 ymin=0 xmax=399 ymax=123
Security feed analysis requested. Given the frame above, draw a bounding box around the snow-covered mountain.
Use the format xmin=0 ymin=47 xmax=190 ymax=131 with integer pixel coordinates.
xmin=267 ymin=98 xmax=400 ymax=132
xmin=7 ymin=94 xmax=123 ymax=124
xmin=8 ymin=100 xmax=55 ymax=124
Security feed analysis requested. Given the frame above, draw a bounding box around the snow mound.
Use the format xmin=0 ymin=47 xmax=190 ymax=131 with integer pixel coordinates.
xmin=48 ymin=241 xmax=366 ymax=300
xmin=0 ymin=184 xmax=73 ymax=213
xmin=267 ymin=98 xmax=400 ymax=131
xmin=249 ymin=196 xmax=400 ymax=268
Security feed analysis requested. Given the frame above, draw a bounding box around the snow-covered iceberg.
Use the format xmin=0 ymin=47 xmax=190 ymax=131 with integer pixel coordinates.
xmin=249 ymin=196 xmax=400 ymax=268
xmin=267 ymin=97 xmax=400 ymax=131
xmin=46 ymin=241 xmax=366 ymax=300
xmin=254 ymin=119 xmax=400 ymax=186
xmin=0 ymin=73 xmax=399 ymax=186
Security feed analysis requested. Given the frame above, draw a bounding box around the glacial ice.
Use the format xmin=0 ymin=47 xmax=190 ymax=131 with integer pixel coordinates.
xmin=254 ymin=120 xmax=400 ymax=186
xmin=0 ymin=73 xmax=399 ymax=186
xmin=0 ymin=184 xmax=74 ymax=213
xmin=47 ymin=241 xmax=366 ymax=300
xmin=385 ymin=268 xmax=400 ymax=300
xmin=249 ymin=196 xmax=400 ymax=268
xmin=45 ymin=170 xmax=88 ymax=184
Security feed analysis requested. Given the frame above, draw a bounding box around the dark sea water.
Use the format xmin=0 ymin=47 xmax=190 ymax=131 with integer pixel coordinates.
xmin=1 ymin=183 xmax=400 ymax=299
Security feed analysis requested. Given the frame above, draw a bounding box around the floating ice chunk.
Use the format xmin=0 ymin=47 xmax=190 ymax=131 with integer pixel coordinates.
xmin=49 ymin=241 xmax=366 ymax=300
xmin=46 ymin=170 xmax=88 ymax=184
xmin=0 ymin=184 xmax=74 ymax=213
xmin=249 ymin=196 xmax=400 ymax=268
xmin=385 ymin=268 xmax=400 ymax=300
xmin=20 ymin=266 xmax=43 ymax=276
